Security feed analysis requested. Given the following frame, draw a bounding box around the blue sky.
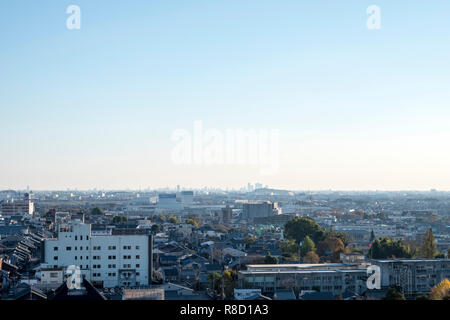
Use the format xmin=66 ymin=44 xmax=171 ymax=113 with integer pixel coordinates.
xmin=1 ymin=1 xmax=450 ymax=190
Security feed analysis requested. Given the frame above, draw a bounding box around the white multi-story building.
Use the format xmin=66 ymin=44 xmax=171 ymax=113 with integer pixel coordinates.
xmin=42 ymin=221 xmax=152 ymax=288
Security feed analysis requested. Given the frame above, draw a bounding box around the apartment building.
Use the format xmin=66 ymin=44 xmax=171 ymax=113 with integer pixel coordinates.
xmin=238 ymin=261 xmax=370 ymax=296
xmin=371 ymin=259 xmax=450 ymax=295
xmin=242 ymin=201 xmax=281 ymax=223
xmin=1 ymin=193 xmax=34 ymax=216
xmin=42 ymin=221 xmax=152 ymax=288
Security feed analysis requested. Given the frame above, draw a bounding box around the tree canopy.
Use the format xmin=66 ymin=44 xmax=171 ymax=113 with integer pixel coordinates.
xmin=169 ymin=216 xmax=179 ymax=224
xmin=317 ymin=236 xmax=347 ymax=262
xmin=368 ymin=237 xmax=414 ymax=259
xmin=419 ymin=228 xmax=439 ymax=259
xmin=284 ymin=217 xmax=326 ymax=244
xmin=264 ymin=252 xmax=279 ymax=264
xmin=186 ymin=217 xmax=201 ymax=228
xmin=429 ymin=278 xmax=450 ymax=300
xmin=90 ymin=207 xmax=104 ymax=216
xmin=303 ymin=251 xmax=320 ymax=264
xmin=300 ymin=236 xmax=316 ymax=257
xmin=280 ymin=239 xmax=300 ymax=261
xmin=112 ymin=215 xmax=127 ymax=224
xmin=151 ymin=224 xmax=161 ymax=233
xmin=383 ymin=287 xmax=405 ymax=300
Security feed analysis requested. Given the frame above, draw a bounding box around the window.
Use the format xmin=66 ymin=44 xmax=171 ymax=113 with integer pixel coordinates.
xmin=136 ymin=255 xmax=140 ymax=259
xmin=75 ymin=236 xmax=78 ymax=240
xmin=80 ymin=236 xmax=83 ymax=240
xmin=136 ymin=264 xmax=140 ymax=268
xmin=86 ymin=236 xmax=89 ymax=240
xmin=86 ymin=256 xmax=89 ymax=260
xmin=54 ymin=247 xmax=58 ymax=251
xmin=80 ymin=256 xmax=83 ymax=260
xmin=123 ymin=246 xmax=131 ymax=250
xmin=50 ymin=272 xmax=59 ymax=278
xmin=54 ymin=256 xmax=58 ymax=261
xmin=93 ymin=256 xmax=101 ymax=260
xmin=108 ymin=256 xmax=116 ymax=260
xmin=108 ymin=246 xmax=116 ymax=250
xmin=66 ymin=247 xmax=72 ymax=251
xmin=108 ymin=264 xmax=116 ymax=268
xmin=136 ymin=246 xmax=140 ymax=250
xmin=93 ymin=246 xmax=101 ymax=250
xmin=123 ymin=255 xmax=131 ymax=260
xmin=136 ymin=272 xmax=140 ymax=276
xmin=75 ymin=256 xmax=78 ymax=260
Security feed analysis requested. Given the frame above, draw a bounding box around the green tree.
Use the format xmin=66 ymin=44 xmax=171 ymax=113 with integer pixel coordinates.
xmin=327 ymin=227 xmax=351 ymax=247
xmin=208 ymin=272 xmax=222 ymax=293
xmin=112 ymin=216 xmax=127 ymax=224
xmin=370 ymin=230 xmax=376 ymax=242
xmin=419 ymin=228 xmax=439 ymax=259
xmin=368 ymin=237 xmax=414 ymax=259
xmin=186 ymin=217 xmax=201 ymax=228
xmin=280 ymin=239 xmax=300 ymax=261
xmin=90 ymin=207 xmax=104 ymax=216
xmin=169 ymin=216 xmax=179 ymax=224
xmin=303 ymin=251 xmax=320 ymax=264
xmin=284 ymin=217 xmax=326 ymax=244
xmin=300 ymin=236 xmax=316 ymax=257
xmin=222 ymin=269 xmax=238 ymax=299
xmin=264 ymin=252 xmax=279 ymax=264
xmin=383 ymin=287 xmax=405 ymax=300
xmin=244 ymin=236 xmax=256 ymax=248
xmin=151 ymin=224 xmax=161 ymax=234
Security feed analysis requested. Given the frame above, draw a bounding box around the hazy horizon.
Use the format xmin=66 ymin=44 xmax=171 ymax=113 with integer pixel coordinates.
xmin=2 ymin=1 xmax=450 ymax=191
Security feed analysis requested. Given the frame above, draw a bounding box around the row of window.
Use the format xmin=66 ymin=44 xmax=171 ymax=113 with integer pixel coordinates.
xmin=54 ymin=255 xmax=141 ymax=261
xmin=92 ymin=245 xmax=140 ymax=250
xmin=74 ymin=235 xmax=89 ymax=241
xmin=55 ymin=246 xmax=89 ymax=251
xmin=55 ymin=245 xmax=141 ymax=251
xmin=51 ymin=264 xmax=141 ymax=270
xmin=96 ymin=255 xmax=141 ymax=260
xmin=92 ymin=272 xmax=140 ymax=277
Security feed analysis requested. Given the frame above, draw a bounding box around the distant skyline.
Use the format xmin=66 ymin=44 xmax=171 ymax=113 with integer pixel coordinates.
xmin=1 ymin=1 xmax=450 ymax=191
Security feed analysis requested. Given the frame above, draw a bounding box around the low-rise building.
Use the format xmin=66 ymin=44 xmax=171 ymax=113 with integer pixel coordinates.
xmin=238 ymin=262 xmax=369 ymax=296
xmin=371 ymin=259 xmax=450 ymax=296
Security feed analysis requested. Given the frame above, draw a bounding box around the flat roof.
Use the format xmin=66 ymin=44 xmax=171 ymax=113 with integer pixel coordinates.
xmin=373 ymin=259 xmax=450 ymax=263
xmin=247 ymin=263 xmax=344 ymax=268
xmin=240 ymin=269 xmax=366 ymax=275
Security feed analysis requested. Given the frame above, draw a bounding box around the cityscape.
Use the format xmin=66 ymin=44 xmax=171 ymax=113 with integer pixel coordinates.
xmin=0 ymin=186 xmax=449 ymax=300
xmin=1 ymin=0 xmax=450 ymax=310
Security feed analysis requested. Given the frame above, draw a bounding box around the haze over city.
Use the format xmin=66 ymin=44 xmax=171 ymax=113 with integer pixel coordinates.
xmin=1 ymin=1 xmax=450 ymax=190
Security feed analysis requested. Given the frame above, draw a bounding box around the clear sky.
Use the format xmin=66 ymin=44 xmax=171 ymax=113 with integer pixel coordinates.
xmin=1 ymin=1 xmax=450 ymax=191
